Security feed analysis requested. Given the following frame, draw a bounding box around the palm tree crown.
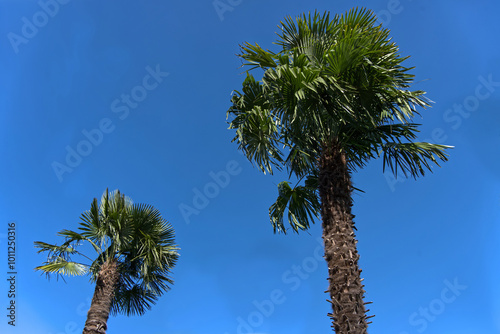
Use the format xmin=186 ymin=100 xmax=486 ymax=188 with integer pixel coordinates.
xmin=35 ymin=189 xmax=179 ymax=317
xmin=227 ymin=8 xmax=451 ymax=233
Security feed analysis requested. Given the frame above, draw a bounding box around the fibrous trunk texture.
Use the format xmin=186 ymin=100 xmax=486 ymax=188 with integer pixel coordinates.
xmin=318 ymin=142 xmax=371 ymax=333
xmin=82 ymin=259 xmax=120 ymax=334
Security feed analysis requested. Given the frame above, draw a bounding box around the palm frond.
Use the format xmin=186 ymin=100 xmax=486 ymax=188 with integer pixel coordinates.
xmin=35 ymin=258 xmax=88 ymax=279
xmin=111 ymin=284 xmax=157 ymax=316
xmin=34 ymin=241 xmax=78 ymax=255
xmin=239 ymin=42 xmax=277 ymax=70
xmin=269 ymin=180 xmax=320 ymax=233
xmin=229 ymin=101 xmax=284 ymax=174
xmin=381 ymin=142 xmax=452 ymax=178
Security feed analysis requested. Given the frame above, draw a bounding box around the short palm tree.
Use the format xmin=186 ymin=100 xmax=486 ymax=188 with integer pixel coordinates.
xmin=34 ymin=189 xmax=179 ymax=334
xmin=227 ymin=8 xmax=451 ymax=333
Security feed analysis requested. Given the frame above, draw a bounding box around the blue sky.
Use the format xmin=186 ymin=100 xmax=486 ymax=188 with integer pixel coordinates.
xmin=1 ymin=0 xmax=499 ymax=333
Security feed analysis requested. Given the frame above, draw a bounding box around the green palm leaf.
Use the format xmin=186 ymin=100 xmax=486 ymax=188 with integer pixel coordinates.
xmin=35 ymin=258 xmax=88 ymax=278
xmin=269 ymin=180 xmax=320 ymax=233
xmin=34 ymin=241 xmax=78 ymax=255
xmin=381 ymin=142 xmax=451 ymax=178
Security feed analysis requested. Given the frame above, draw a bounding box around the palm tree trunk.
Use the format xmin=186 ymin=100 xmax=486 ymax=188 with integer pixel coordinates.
xmin=82 ymin=259 xmax=120 ymax=334
xmin=318 ymin=141 xmax=370 ymax=333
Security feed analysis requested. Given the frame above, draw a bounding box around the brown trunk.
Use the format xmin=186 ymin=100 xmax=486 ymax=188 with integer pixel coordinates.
xmin=82 ymin=259 xmax=120 ymax=334
xmin=318 ymin=141 xmax=371 ymax=333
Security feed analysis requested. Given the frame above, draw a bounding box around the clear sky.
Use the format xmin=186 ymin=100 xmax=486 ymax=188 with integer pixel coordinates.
xmin=1 ymin=0 xmax=499 ymax=333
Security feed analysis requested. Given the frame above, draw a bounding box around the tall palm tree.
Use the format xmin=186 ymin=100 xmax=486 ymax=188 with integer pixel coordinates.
xmin=34 ymin=189 xmax=179 ymax=334
xmin=227 ymin=8 xmax=451 ymax=333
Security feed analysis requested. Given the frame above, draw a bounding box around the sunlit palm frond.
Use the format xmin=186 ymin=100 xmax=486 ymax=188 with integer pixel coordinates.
xmin=239 ymin=42 xmax=277 ymax=70
xmin=35 ymin=257 xmax=88 ymax=279
xmin=79 ymin=198 xmax=106 ymax=248
xmin=229 ymin=80 xmax=284 ymax=174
